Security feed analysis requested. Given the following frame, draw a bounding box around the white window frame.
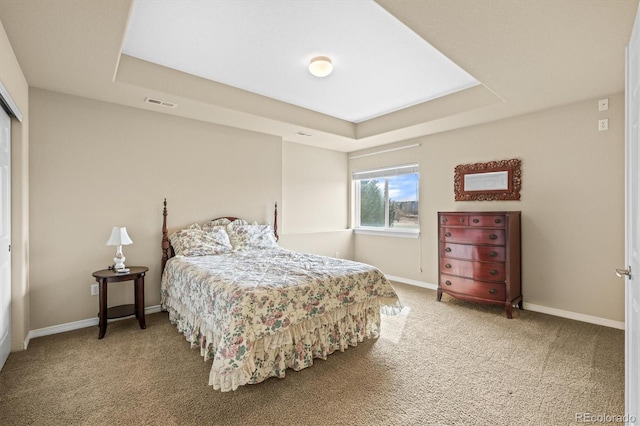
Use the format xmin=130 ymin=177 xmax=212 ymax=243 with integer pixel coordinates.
xmin=353 ymin=164 xmax=420 ymax=238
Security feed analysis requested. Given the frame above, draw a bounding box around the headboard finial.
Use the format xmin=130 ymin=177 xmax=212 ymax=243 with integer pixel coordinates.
xmin=161 ymin=199 xmax=170 ymax=273
xmin=274 ymin=202 xmax=279 ymax=242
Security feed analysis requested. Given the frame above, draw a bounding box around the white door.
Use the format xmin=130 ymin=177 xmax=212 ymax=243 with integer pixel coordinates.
xmin=625 ymin=4 xmax=640 ymax=420
xmin=0 ymin=106 xmax=10 ymax=371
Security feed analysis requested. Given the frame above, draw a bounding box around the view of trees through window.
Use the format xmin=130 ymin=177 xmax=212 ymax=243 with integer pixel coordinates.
xmin=358 ymin=173 xmax=419 ymax=230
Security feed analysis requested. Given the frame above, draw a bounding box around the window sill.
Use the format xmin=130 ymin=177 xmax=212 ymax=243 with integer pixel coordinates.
xmin=354 ymin=228 xmax=420 ymax=239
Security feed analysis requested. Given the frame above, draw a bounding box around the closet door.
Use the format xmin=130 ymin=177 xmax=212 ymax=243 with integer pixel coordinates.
xmin=0 ymin=105 xmax=10 ymax=371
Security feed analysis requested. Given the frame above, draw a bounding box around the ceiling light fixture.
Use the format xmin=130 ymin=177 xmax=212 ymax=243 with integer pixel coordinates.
xmin=309 ymin=56 xmax=333 ymax=77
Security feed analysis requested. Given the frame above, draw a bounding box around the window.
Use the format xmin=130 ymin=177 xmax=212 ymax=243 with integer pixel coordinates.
xmin=353 ymin=164 xmax=419 ymax=236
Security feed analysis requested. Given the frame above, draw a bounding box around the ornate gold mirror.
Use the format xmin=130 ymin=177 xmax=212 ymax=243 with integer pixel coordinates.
xmin=454 ymin=158 xmax=521 ymax=201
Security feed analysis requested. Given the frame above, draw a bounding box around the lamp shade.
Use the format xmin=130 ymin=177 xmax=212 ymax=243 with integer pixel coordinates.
xmin=106 ymin=227 xmax=133 ymax=246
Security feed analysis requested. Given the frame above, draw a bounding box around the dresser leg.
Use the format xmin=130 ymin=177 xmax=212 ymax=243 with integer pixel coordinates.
xmin=437 ymin=288 xmax=443 ymax=301
xmin=505 ymin=303 xmax=513 ymax=319
xmin=517 ymin=299 xmax=523 ymax=310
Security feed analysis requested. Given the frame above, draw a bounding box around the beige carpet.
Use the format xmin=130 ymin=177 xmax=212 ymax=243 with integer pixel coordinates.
xmin=0 ymin=282 xmax=624 ymax=425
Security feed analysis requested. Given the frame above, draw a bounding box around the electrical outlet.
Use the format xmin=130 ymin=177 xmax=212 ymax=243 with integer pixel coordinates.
xmin=598 ymin=118 xmax=609 ymax=131
xmin=335 ymin=251 xmax=340 ymax=258
xmin=90 ymin=283 xmax=99 ymax=296
xmin=598 ymin=98 xmax=609 ymax=111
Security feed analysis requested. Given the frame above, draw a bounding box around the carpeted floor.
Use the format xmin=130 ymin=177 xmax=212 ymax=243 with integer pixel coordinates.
xmin=0 ymin=282 xmax=625 ymax=425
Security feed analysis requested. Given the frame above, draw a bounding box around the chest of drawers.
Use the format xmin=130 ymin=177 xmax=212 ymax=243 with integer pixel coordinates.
xmin=437 ymin=211 xmax=522 ymax=318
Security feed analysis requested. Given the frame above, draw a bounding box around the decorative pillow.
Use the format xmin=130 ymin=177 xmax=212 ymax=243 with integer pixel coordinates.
xmin=226 ymin=224 xmax=278 ymax=251
xmin=169 ymin=226 xmax=232 ymax=256
xmin=202 ymin=217 xmax=248 ymax=232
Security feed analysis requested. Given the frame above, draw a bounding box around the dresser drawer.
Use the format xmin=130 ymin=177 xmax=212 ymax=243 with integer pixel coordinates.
xmin=440 ymin=275 xmax=506 ymax=301
xmin=441 ymin=228 xmax=506 ymax=245
xmin=469 ymin=214 xmax=506 ymax=227
xmin=440 ymin=214 xmax=468 ymax=226
xmin=440 ymin=258 xmax=506 ymax=282
xmin=441 ymin=243 xmax=506 ymax=262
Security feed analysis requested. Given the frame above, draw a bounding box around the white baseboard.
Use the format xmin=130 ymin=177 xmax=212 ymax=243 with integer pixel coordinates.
xmin=387 ymin=275 xmax=625 ymax=330
xmin=24 ymin=305 xmax=163 ymax=350
xmin=386 ymin=275 xmax=438 ymax=290
xmin=523 ymin=302 xmax=624 ymax=330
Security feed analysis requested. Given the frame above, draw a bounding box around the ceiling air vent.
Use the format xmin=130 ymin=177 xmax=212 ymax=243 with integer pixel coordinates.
xmin=144 ymin=97 xmax=176 ymax=108
xmin=295 ymin=131 xmax=312 ymax=137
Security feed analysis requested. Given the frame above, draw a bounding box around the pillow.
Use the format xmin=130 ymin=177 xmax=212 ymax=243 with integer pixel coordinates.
xmin=226 ymin=224 xmax=278 ymax=251
xmin=202 ymin=217 xmax=248 ymax=232
xmin=169 ymin=226 xmax=232 ymax=256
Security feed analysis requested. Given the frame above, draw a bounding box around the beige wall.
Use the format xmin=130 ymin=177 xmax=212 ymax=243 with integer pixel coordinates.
xmin=282 ymin=141 xmax=348 ymax=233
xmin=351 ymin=93 xmax=625 ymax=323
xmin=28 ymin=88 xmax=352 ymax=331
xmin=0 ymin=19 xmax=29 ymax=351
xmin=28 ymin=88 xmax=626 ymax=330
xmin=29 ymin=88 xmax=283 ymax=330
xmin=280 ymin=141 xmax=353 ymax=259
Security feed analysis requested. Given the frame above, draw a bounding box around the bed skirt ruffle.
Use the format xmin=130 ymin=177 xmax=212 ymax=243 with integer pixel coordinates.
xmin=163 ymin=297 xmax=399 ymax=392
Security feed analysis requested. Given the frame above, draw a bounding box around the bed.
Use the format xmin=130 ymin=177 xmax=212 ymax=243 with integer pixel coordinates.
xmin=160 ymin=200 xmax=402 ymax=392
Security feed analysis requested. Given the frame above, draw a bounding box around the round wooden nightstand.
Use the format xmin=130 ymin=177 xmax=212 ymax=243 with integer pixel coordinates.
xmin=92 ymin=266 xmax=148 ymax=339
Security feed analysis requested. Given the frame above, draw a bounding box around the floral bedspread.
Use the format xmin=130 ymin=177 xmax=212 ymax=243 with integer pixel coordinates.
xmin=160 ymin=247 xmax=402 ymax=390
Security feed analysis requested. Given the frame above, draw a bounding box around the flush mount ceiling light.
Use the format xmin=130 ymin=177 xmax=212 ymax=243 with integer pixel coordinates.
xmin=309 ymin=56 xmax=333 ymax=77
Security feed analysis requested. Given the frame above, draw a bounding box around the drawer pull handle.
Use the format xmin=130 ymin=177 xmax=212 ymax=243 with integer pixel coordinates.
xmin=490 ymin=269 xmax=499 ymax=276
xmin=489 ymin=234 xmax=498 ymax=240
xmin=445 ymin=280 xmax=452 ymax=286
xmin=445 ymin=232 xmax=451 ymax=237
xmin=445 ymin=247 xmax=452 ymax=253
xmin=458 ymin=218 xmax=464 ymax=223
xmin=445 ymin=263 xmax=452 ymax=269
xmin=442 ymin=218 xmax=448 ymax=223
xmin=489 ymin=288 xmax=498 ymax=295
xmin=495 ymin=218 xmax=502 ymax=224
xmin=490 ymin=251 xmax=498 ymax=257
xmin=473 ymin=218 xmax=479 ymax=223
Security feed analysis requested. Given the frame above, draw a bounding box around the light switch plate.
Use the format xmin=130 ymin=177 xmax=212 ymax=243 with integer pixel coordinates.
xmin=599 ymin=98 xmax=609 ymax=111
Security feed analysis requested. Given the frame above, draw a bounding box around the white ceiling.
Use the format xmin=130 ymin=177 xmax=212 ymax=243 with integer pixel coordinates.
xmin=0 ymin=0 xmax=637 ymax=153
xmin=122 ymin=0 xmax=478 ymax=123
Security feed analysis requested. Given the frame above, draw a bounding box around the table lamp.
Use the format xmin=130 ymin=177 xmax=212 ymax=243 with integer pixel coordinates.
xmin=106 ymin=227 xmax=133 ymax=273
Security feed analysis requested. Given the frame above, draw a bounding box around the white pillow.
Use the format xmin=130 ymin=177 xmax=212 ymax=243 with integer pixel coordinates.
xmin=226 ymin=224 xmax=278 ymax=251
xmin=170 ymin=226 xmax=232 ymax=256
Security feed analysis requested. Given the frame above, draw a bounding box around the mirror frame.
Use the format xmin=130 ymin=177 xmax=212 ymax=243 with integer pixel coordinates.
xmin=454 ymin=158 xmax=521 ymax=201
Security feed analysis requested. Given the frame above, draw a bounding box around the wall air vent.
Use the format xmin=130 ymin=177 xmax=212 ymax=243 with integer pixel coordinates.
xmin=144 ymin=97 xmax=176 ymax=108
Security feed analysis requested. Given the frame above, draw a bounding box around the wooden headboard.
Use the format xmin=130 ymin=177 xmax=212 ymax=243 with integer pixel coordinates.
xmin=161 ymin=198 xmax=279 ymax=273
